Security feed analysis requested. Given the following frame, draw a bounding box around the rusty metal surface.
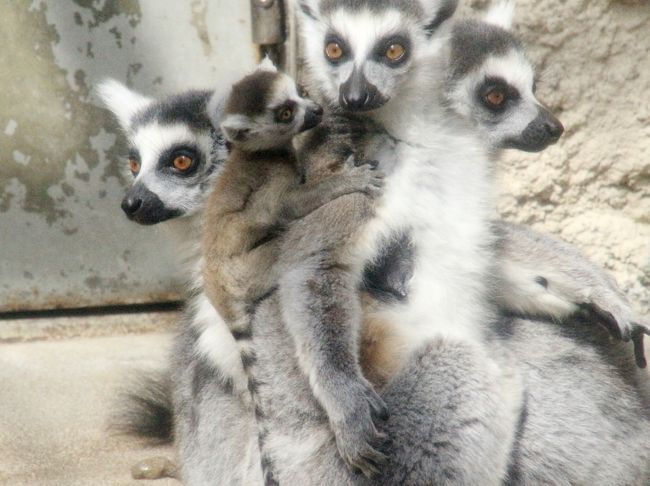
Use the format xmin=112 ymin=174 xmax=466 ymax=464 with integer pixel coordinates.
xmin=0 ymin=0 xmax=256 ymax=312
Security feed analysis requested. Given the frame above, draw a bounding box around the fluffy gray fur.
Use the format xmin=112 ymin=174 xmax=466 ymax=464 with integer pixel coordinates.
xmin=100 ymin=11 xmax=650 ymax=480
xmin=495 ymin=221 xmax=650 ymax=365
xmin=273 ymin=113 xmax=391 ymax=478
xmin=248 ymin=291 xmax=650 ymax=485
xmin=249 ymin=292 xmax=523 ymax=485
xmin=171 ymin=307 xmax=262 ymax=485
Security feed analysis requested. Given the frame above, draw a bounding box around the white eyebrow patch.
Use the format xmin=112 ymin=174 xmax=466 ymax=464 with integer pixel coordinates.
xmin=329 ymin=8 xmax=407 ymax=66
xmin=131 ymin=122 xmax=200 ymax=177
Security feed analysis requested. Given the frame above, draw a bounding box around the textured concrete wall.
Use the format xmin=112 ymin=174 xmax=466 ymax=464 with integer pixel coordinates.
xmin=466 ymin=0 xmax=650 ymax=314
xmin=0 ymin=1 xmax=255 ymax=311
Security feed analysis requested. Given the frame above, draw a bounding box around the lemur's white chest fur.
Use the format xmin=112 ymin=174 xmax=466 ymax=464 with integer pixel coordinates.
xmin=358 ymin=112 xmax=496 ymax=354
xmin=164 ymin=214 xmax=249 ymax=396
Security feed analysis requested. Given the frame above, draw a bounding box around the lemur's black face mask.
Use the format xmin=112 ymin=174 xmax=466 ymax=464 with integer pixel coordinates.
xmin=505 ymin=106 xmax=564 ymax=152
xmin=121 ymin=182 xmax=181 ymax=225
xmin=301 ymin=104 xmax=324 ymax=132
xmin=339 ymin=68 xmax=388 ymax=112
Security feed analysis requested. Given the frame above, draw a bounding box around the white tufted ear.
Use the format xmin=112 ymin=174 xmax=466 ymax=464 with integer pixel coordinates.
xmin=220 ymin=114 xmax=252 ymax=144
xmin=484 ymin=0 xmax=515 ymax=30
xmin=421 ymin=0 xmax=459 ymax=36
xmin=96 ymin=78 xmax=153 ymax=130
xmin=207 ymin=85 xmax=231 ymax=130
xmin=258 ymin=56 xmax=278 ymax=73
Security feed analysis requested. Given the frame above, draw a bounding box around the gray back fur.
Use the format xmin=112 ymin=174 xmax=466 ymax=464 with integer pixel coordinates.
xmin=171 ymin=303 xmax=262 ymax=485
xmin=247 ymin=292 xmax=650 ymax=485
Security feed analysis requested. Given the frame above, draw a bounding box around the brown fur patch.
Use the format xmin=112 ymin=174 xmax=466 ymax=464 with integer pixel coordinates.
xmin=360 ymin=312 xmax=409 ymax=390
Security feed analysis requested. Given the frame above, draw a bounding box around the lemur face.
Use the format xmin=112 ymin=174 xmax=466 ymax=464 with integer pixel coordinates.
xmin=297 ymin=0 xmax=458 ymax=112
xmin=446 ymin=20 xmax=564 ymax=152
xmin=98 ymin=80 xmax=226 ymax=225
xmin=220 ymin=61 xmax=323 ymax=152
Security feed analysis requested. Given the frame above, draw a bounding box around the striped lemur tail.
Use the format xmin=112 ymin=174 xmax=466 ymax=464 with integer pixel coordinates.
xmin=109 ymin=370 xmax=174 ymax=444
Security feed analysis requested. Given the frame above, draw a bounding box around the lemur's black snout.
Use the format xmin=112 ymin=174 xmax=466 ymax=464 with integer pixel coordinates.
xmin=339 ymin=68 xmax=387 ymax=112
xmin=121 ymin=195 xmax=143 ymax=216
xmin=543 ymin=111 xmax=564 ymax=141
xmin=302 ymin=103 xmax=324 ymax=131
xmin=507 ymin=106 xmax=564 ymax=153
xmin=121 ymin=183 xmax=181 ymax=225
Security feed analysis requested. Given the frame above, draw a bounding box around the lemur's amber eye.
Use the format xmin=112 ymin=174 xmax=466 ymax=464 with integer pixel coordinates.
xmin=128 ymin=158 xmax=140 ymax=174
xmin=173 ymin=155 xmax=193 ymax=171
xmin=385 ymin=43 xmax=405 ymax=62
xmin=325 ymin=42 xmax=344 ymax=61
xmin=278 ymin=107 xmax=294 ymax=122
xmin=485 ymin=89 xmax=506 ymax=108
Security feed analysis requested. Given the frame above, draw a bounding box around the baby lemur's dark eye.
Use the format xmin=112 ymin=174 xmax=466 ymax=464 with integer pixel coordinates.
xmin=485 ymin=88 xmax=506 ymax=108
xmin=173 ymin=155 xmax=194 ymax=172
xmin=275 ymin=103 xmax=296 ymax=123
xmin=128 ymin=158 xmax=141 ymax=175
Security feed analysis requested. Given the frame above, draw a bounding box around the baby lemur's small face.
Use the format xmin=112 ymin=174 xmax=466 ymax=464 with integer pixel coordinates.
xmin=221 ymin=62 xmax=324 ymax=152
xmin=446 ymin=20 xmax=564 ymax=152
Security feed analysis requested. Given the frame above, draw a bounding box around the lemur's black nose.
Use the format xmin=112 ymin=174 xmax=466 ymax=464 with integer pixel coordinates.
xmin=544 ymin=115 xmax=564 ymax=141
xmin=341 ymin=83 xmax=378 ymax=111
xmin=120 ymin=183 xmax=181 ymax=225
xmin=340 ymin=68 xmax=386 ymax=112
xmin=121 ymin=196 xmax=143 ymax=217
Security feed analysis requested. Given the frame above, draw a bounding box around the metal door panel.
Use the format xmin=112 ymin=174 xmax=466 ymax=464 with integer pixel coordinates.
xmin=0 ymin=0 xmax=257 ymax=311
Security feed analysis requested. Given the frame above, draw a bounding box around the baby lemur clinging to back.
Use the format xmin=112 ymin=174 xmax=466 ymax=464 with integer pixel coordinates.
xmin=202 ymin=60 xmax=391 ymax=478
xmin=201 ymin=59 xmax=381 ymax=360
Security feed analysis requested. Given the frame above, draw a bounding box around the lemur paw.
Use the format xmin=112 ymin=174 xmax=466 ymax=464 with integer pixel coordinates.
xmin=343 ymin=158 xmax=384 ymax=199
xmin=579 ymin=302 xmax=650 ymax=368
xmin=330 ymin=379 xmax=390 ymax=478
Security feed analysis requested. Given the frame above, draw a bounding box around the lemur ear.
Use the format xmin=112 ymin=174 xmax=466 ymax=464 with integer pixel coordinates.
xmin=296 ymin=0 xmax=320 ymax=21
xmin=484 ymin=0 xmax=516 ymax=30
xmin=221 ymin=115 xmax=252 ymax=143
xmin=97 ymin=78 xmax=153 ymax=130
xmin=207 ymin=87 xmax=230 ymax=131
xmin=258 ymin=56 xmax=278 ymax=73
xmin=422 ymin=0 xmax=458 ymax=37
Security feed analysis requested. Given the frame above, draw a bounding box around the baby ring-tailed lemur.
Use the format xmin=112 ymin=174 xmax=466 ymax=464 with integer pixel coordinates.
xmin=200 ymin=60 xmax=388 ymax=480
xmin=201 ymin=59 xmax=379 ymax=354
xmin=100 ymin=3 xmax=648 ymax=483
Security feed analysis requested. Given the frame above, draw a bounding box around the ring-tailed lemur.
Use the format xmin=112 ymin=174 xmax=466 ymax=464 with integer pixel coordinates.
xmin=244 ymin=0 xmax=650 ymax=484
xmin=252 ymin=0 xmax=521 ymax=482
xmin=444 ymin=6 xmax=649 ymax=364
xmin=98 ymin=80 xmax=264 ymax=485
xmin=359 ymin=6 xmax=650 ymax=385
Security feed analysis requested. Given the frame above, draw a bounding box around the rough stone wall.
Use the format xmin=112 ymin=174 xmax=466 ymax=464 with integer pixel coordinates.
xmin=466 ymin=0 xmax=650 ymax=314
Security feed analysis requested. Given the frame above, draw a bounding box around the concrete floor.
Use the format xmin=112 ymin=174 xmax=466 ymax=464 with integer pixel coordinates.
xmin=2 ymin=312 xmax=647 ymax=485
xmin=0 ymin=313 xmax=179 ymax=486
